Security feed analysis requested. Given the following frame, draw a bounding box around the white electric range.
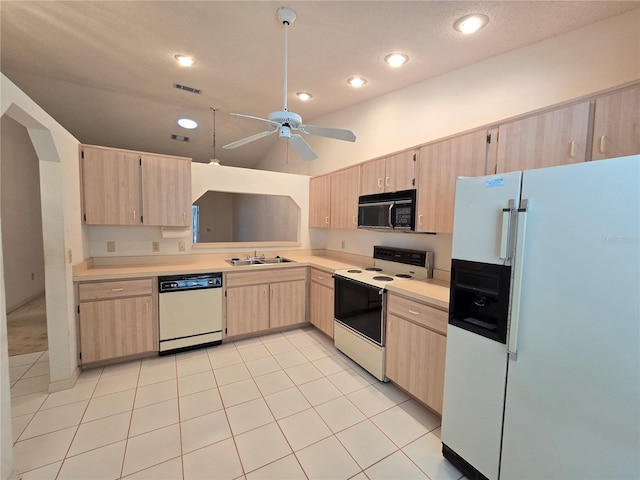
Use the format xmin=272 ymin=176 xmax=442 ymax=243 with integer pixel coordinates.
xmin=332 ymin=246 xmax=433 ymax=381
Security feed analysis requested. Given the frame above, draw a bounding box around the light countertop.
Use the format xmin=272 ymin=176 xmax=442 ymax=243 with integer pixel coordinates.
xmin=73 ymin=251 xmax=449 ymax=308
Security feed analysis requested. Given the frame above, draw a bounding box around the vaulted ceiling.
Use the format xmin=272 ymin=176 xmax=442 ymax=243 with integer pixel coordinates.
xmin=2 ymin=1 xmax=637 ymax=168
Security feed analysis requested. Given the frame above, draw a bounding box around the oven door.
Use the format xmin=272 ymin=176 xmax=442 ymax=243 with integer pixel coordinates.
xmin=333 ymin=275 xmax=384 ymax=345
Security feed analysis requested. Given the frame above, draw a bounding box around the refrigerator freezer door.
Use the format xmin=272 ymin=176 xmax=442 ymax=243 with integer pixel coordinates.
xmin=451 ymin=172 xmax=522 ymax=265
xmin=441 ymin=325 xmax=508 ymax=480
xmin=500 ymin=155 xmax=640 ymax=479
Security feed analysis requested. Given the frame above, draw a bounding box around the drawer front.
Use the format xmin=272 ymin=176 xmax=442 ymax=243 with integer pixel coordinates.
xmin=78 ymin=278 xmax=153 ymax=301
xmin=225 ymin=267 xmax=307 ymax=287
xmin=387 ymin=293 xmax=448 ymax=335
xmin=310 ymin=268 xmax=334 ymax=289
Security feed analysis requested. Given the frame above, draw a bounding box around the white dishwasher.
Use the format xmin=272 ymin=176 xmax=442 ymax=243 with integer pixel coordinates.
xmin=158 ymin=272 xmax=223 ymax=354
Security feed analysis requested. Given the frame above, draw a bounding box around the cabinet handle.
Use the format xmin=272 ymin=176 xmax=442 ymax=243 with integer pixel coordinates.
xmin=183 ymin=212 xmax=186 ymax=221
xmin=146 ymin=301 xmax=149 ymax=312
xmin=408 ymin=309 xmax=420 ymax=315
xmin=316 ymin=276 xmax=325 ymax=280
xmin=385 ymin=176 xmax=390 ymax=187
xmin=325 ymin=216 xmax=329 ymax=225
xmin=599 ymin=135 xmax=606 ymax=153
xmin=569 ymin=141 xmax=576 ymax=158
xmin=132 ymin=210 xmax=136 ymax=220
xmin=111 ymin=288 xmax=124 ymax=292
xmin=418 ymin=214 xmax=423 ymax=226
xmin=352 ymin=215 xmax=357 ymax=224
xmin=377 ymin=178 xmax=383 ymax=188
xmin=263 ymin=288 xmax=268 ymax=297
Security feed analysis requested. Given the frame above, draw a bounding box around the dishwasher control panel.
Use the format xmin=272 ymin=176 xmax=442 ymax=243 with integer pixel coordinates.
xmin=159 ymin=273 xmax=222 ymax=293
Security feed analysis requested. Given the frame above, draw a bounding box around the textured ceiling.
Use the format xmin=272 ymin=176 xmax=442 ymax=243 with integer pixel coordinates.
xmin=1 ymin=1 xmax=637 ymax=168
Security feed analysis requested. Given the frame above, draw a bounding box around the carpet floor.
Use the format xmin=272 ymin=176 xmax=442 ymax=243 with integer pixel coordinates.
xmin=7 ymin=293 xmax=48 ymax=356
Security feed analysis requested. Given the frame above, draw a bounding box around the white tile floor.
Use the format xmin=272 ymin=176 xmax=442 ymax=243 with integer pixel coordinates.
xmin=9 ymin=327 xmax=464 ymax=480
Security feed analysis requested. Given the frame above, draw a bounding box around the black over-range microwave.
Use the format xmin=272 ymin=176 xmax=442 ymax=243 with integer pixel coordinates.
xmin=357 ymin=189 xmax=416 ymax=231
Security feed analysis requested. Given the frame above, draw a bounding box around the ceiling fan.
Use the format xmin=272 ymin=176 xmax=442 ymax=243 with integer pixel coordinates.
xmin=222 ymin=6 xmax=356 ymax=161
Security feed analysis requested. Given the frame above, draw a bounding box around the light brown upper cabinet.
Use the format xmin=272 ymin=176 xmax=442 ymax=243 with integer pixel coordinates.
xmin=309 ymin=175 xmax=331 ymax=228
xmin=591 ymin=85 xmax=640 ymax=161
xmin=81 ymin=145 xmax=191 ymax=227
xmin=330 ymin=166 xmax=360 ymax=230
xmin=360 ymin=151 xmax=416 ymax=195
xmin=495 ymin=101 xmax=590 ymax=173
xmin=416 ymin=130 xmax=488 ymax=233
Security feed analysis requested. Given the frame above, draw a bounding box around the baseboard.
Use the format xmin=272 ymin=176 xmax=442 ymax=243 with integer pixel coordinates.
xmin=5 ymin=289 xmax=45 ymax=315
xmin=48 ymin=366 xmax=80 ymax=393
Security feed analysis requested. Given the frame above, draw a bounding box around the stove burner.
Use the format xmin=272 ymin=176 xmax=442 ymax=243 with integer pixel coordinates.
xmin=365 ymin=267 xmax=383 ymax=272
xmin=347 ymin=269 xmax=362 ymax=273
xmin=395 ymin=274 xmax=412 ymax=278
xmin=373 ymin=275 xmax=394 ymax=282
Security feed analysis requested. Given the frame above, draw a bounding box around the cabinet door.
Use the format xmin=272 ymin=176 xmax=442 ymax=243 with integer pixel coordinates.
xmin=416 ymin=130 xmax=487 ymax=233
xmin=592 ymin=85 xmax=640 ymax=160
xmin=386 ymin=314 xmax=447 ymax=414
xmin=79 ymin=296 xmax=154 ymax=363
xmin=270 ymin=280 xmax=307 ymax=328
xmin=141 ymin=155 xmax=192 ymax=226
xmin=360 ymin=158 xmax=386 ymax=195
xmin=81 ymin=146 xmax=141 ymax=225
xmin=309 ymin=175 xmax=331 ymax=228
xmin=330 ymin=166 xmax=360 ymax=229
xmin=496 ymin=101 xmax=590 ymax=173
xmin=384 ymin=151 xmax=416 ymax=192
xmin=225 ymin=284 xmax=270 ymax=337
xmin=310 ymin=281 xmax=333 ymax=338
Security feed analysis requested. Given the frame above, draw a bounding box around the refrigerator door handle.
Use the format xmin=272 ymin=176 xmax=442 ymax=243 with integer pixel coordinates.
xmin=500 ymin=199 xmax=516 ymax=261
xmin=508 ymin=199 xmax=529 ymax=360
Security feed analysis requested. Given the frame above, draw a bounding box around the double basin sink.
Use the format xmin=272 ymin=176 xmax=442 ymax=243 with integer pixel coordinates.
xmin=226 ymin=256 xmax=294 ymax=266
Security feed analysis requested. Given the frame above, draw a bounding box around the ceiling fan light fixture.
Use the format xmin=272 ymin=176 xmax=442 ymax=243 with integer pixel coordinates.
xmin=453 ymin=14 xmax=489 ymax=34
xmin=177 ymin=118 xmax=198 ymax=129
xmin=348 ymin=77 xmax=367 ymax=88
xmin=384 ymin=53 xmax=409 ymax=67
xmin=174 ymin=54 xmax=196 ymax=67
xmin=296 ymin=92 xmax=313 ymax=101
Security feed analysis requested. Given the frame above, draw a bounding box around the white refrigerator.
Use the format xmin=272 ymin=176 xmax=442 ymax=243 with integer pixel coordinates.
xmin=440 ymin=155 xmax=640 ymax=480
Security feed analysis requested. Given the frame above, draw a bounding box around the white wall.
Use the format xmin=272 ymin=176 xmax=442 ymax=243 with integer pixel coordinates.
xmin=234 ymin=194 xmax=298 ymax=243
xmin=1 ymin=116 xmax=46 ymax=311
xmin=1 ymin=74 xmax=84 ymax=480
xmin=256 ymin=9 xmax=640 ymax=270
xmin=87 ymin=163 xmax=310 ymax=256
xmin=195 ymin=191 xmax=234 ymax=242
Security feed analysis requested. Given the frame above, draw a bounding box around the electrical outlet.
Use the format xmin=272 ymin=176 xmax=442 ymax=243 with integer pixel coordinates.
xmin=341 ymin=240 xmax=346 ymax=249
xmin=178 ymin=241 xmax=185 ymax=252
xmin=152 ymin=241 xmax=160 ymax=252
xmin=106 ymin=241 xmax=116 ymax=252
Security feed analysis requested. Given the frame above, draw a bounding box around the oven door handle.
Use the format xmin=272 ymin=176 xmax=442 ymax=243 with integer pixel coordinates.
xmin=388 ymin=202 xmax=395 ymax=229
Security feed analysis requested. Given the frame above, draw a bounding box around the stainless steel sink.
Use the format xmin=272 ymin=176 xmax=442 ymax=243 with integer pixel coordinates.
xmin=226 ymin=256 xmax=294 ymax=266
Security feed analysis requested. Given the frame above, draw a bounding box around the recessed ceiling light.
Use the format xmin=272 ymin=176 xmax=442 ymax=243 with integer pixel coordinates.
xmin=296 ymin=92 xmax=313 ymax=101
xmin=174 ymin=54 xmax=196 ymax=67
xmin=348 ymin=77 xmax=367 ymax=88
xmin=453 ymin=14 xmax=489 ymax=34
xmin=177 ymin=118 xmax=198 ymax=129
xmin=384 ymin=53 xmax=409 ymax=67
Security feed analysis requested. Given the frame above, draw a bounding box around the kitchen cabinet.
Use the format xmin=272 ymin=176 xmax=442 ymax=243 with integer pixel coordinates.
xmin=224 ymin=267 xmax=307 ymax=337
xmin=360 ymin=150 xmax=416 ymax=195
xmin=386 ymin=292 xmax=447 ymax=414
xmin=416 ymin=129 xmax=488 ymax=233
xmin=80 ymin=145 xmax=191 ymax=227
xmin=591 ymin=85 xmax=640 ymax=161
xmin=309 ymin=175 xmax=331 ymax=228
xmin=76 ymin=278 xmax=157 ymax=364
xmin=309 ymin=268 xmax=334 ymax=338
xmin=495 ymin=101 xmax=590 ymax=173
xmin=330 ymin=166 xmax=360 ymax=229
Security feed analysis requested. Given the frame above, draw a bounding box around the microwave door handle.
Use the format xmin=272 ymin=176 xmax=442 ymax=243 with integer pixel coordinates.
xmin=388 ymin=202 xmax=394 ymax=228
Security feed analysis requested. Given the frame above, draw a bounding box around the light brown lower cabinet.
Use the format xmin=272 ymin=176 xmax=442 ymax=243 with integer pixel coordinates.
xmin=77 ymin=278 xmax=157 ymax=364
xmin=224 ymin=267 xmax=307 ymax=337
xmin=386 ymin=293 xmax=447 ymax=414
xmin=309 ymin=268 xmax=334 ymax=338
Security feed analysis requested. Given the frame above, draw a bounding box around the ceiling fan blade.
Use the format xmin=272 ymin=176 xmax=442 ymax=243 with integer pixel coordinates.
xmin=289 ymin=134 xmax=317 ymax=161
xmin=222 ymin=128 xmax=278 ymax=149
xmin=299 ymin=124 xmax=356 ymax=142
xmin=230 ymin=112 xmax=280 ymax=128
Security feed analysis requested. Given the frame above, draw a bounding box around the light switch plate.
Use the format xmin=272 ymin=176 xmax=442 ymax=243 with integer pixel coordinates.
xmin=106 ymin=241 xmax=116 ymax=252
xmin=152 ymin=242 xmax=160 ymax=252
xmin=178 ymin=241 xmax=185 ymax=252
